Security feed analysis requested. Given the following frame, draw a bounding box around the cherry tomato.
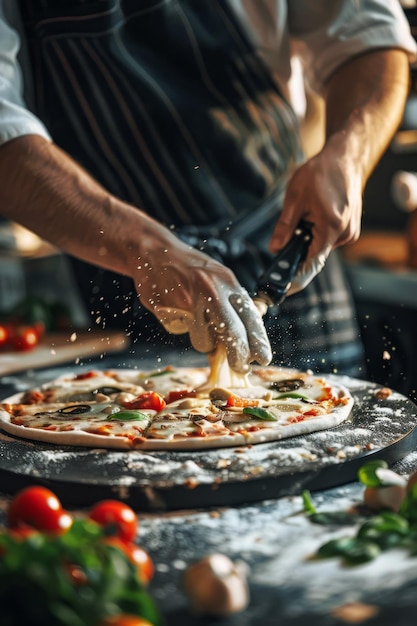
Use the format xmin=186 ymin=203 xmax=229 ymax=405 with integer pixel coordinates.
xmin=166 ymin=389 xmax=196 ymax=404
xmin=103 ymin=538 xmax=154 ymax=585
xmin=226 ymin=393 xmax=259 ymax=408
xmin=65 ymin=563 xmax=88 ymax=586
xmin=98 ymin=615 xmax=153 ymax=626
xmin=74 ymin=370 xmax=100 ymax=380
xmin=10 ymin=326 xmax=39 ymax=352
xmin=0 ymin=324 xmax=9 ymax=349
xmin=89 ymin=500 xmax=138 ymax=543
xmin=32 ymin=321 xmax=46 ymax=340
xmin=123 ymin=391 xmax=166 ymax=412
xmin=7 ymin=486 xmax=72 ymax=533
xmin=125 ymin=543 xmax=154 ymax=585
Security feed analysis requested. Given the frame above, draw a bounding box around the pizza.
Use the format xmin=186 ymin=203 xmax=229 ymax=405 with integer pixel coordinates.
xmin=0 ymin=354 xmax=354 ymax=451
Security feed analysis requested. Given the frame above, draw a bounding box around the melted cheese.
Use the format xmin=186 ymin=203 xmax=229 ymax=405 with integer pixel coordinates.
xmin=205 ymin=345 xmax=250 ymax=390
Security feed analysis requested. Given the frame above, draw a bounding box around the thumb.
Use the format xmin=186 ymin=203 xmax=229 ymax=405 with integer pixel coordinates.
xmin=287 ymin=244 xmax=332 ymax=295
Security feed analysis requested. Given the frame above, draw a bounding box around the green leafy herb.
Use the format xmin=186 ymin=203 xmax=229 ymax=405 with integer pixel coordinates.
xmin=276 ymin=392 xmax=311 ymax=401
xmin=309 ymin=460 xmax=417 ymax=567
xmin=310 ymin=511 xmax=359 ymax=526
xmin=0 ymin=519 xmax=163 ymax=626
xmin=140 ymin=367 xmax=174 ymax=378
xmin=242 ymin=407 xmax=277 ymax=421
xmin=107 ymin=410 xmax=149 ymax=421
xmin=316 ymin=537 xmax=381 ymax=565
xmin=357 ymin=459 xmax=389 ymax=487
xmin=301 ymin=490 xmax=316 ymax=515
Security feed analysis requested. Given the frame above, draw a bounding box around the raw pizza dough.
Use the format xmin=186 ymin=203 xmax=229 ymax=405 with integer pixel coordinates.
xmin=0 ymin=362 xmax=354 ymax=451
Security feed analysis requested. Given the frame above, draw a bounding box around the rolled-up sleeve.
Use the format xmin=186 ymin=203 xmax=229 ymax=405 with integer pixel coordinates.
xmin=288 ymin=0 xmax=417 ymax=93
xmin=0 ymin=8 xmax=51 ymax=146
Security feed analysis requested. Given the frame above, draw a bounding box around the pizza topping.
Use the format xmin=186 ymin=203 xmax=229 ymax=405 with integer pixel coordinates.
xmin=52 ymin=404 xmax=92 ymax=415
xmin=140 ymin=366 xmax=175 ymax=378
xmin=226 ymin=394 xmax=259 ymax=408
xmin=123 ymin=392 xmax=166 ymax=412
xmin=242 ymin=407 xmax=277 ymax=421
xmin=166 ymin=389 xmax=197 ymax=404
xmin=269 ymin=378 xmax=305 ymax=392
xmin=0 ymin=365 xmax=354 ymax=449
xmin=274 ymin=392 xmax=313 ymax=402
xmin=74 ymin=370 xmax=101 ymax=380
xmin=209 ymin=386 xmax=272 ymax=403
xmin=107 ymin=411 xmax=150 ymax=422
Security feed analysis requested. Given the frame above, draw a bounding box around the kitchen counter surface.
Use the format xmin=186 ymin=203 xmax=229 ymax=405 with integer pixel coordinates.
xmin=0 ymin=347 xmax=417 ymax=625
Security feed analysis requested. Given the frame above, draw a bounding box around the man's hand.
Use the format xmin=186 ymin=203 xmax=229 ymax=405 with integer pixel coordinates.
xmin=269 ymin=49 xmax=409 ymax=292
xmin=133 ymin=234 xmax=272 ymax=372
xmin=269 ymin=140 xmax=362 ymax=292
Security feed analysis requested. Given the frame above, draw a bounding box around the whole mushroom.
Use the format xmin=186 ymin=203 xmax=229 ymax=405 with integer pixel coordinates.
xmin=183 ymin=553 xmax=250 ymax=616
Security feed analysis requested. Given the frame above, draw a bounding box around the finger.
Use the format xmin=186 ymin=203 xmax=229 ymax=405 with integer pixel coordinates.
xmin=269 ymin=192 xmax=305 ymax=253
xmin=151 ymin=306 xmax=194 ymax=334
xmin=287 ymin=244 xmax=332 ymax=295
xmin=188 ymin=290 xmax=248 ymax=360
xmin=229 ymin=293 xmax=272 ymax=366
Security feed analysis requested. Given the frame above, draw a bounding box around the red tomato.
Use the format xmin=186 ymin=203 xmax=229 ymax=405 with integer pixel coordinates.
xmin=166 ymin=389 xmax=196 ymax=404
xmin=125 ymin=543 xmax=154 ymax=585
xmin=123 ymin=391 xmax=166 ymax=412
xmin=103 ymin=538 xmax=154 ymax=585
xmin=10 ymin=326 xmax=39 ymax=352
xmin=98 ymin=616 xmax=153 ymax=626
xmin=32 ymin=321 xmax=46 ymax=340
xmin=7 ymin=486 xmax=72 ymax=533
xmin=0 ymin=325 xmax=9 ymax=349
xmin=226 ymin=394 xmax=259 ymax=408
xmin=74 ymin=370 xmax=100 ymax=380
xmin=89 ymin=500 xmax=138 ymax=543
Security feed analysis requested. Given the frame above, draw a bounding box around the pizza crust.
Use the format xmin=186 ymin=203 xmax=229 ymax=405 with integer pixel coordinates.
xmin=0 ymin=368 xmax=354 ymax=451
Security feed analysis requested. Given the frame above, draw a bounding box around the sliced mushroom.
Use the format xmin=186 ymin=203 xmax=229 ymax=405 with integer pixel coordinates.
xmin=209 ymin=387 xmax=234 ymax=402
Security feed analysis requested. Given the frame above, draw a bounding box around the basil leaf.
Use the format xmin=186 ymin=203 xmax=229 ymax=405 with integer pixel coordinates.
xmin=310 ymin=511 xmax=358 ymax=526
xmin=301 ymin=490 xmax=316 ymax=515
xmin=358 ymin=512 xmax=409 ymax=537
xmin=242 ymin=407 xmax=277 ymax=421
xmin=316 ymin=537 xmax=381 ymax=564
xmin=276 ymin=392 xmax=311 ymax=401
xmin=316 ymin=537 xmax=358 ymax=558
xmin=107 ymin=410 xmax=149 ymax=421
xmin=0 ymin=518 xmax=163 ymax=626
xmin=141 ymin=367 xmax=174 ymax=378
xmin=357 ymin=459 xmax=389 ymax=487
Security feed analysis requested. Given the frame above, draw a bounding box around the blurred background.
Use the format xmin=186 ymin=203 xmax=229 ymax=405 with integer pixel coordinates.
xmin=1 ymin=0 xmax=417 ymax=402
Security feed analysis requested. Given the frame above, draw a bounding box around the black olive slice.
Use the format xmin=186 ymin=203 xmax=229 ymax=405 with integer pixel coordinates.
xmin=57 ymin=404 xmax=92 ymax=415
xmin=34 ymin=404 xmax=92 ymax=417
xmin=93 ymin=386 xmax=124 ymax=396
xmin=269 ymin=378 xmax=305 ymax=392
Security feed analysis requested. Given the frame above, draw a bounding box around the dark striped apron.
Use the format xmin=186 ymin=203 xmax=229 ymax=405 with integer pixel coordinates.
xmin=18 ymin=0 xmax=365 ymax=375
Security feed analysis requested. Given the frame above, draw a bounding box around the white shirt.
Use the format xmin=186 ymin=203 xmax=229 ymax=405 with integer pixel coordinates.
xmin=0 ymin=0 xmax=416 ymax=146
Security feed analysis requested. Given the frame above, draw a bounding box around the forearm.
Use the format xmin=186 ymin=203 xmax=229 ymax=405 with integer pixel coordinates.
xmin=324 ymin=48 xmax=410 ymax=187
xmin=0 ymin=134 xmax=171 ymax=277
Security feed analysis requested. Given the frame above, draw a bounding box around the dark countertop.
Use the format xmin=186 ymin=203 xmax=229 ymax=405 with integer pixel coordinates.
xmin=1 ymin=347 xmax=417 ymax=625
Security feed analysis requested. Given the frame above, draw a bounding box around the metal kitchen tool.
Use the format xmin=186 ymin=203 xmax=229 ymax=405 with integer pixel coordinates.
xmin=253 ymin=220 xmax=312 ymax=315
